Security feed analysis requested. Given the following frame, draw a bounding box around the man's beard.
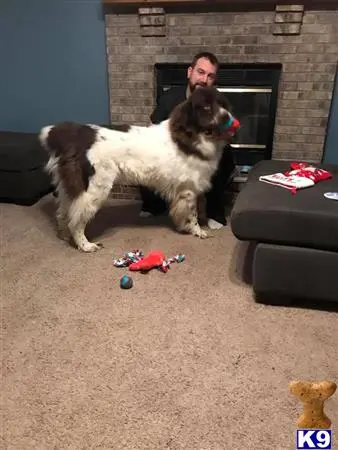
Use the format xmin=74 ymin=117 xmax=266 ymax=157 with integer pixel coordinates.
xmin=188 ymin=80 xmax=207 ymax=92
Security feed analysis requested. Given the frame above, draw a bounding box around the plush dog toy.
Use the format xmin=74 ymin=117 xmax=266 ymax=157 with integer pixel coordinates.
xmin=113 ymin=249 xmax=185 ymax=273
xmin=128 ymin=251 xmax=165 ymax=271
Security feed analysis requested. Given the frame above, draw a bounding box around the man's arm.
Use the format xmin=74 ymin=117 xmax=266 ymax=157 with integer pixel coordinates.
xmin=150 ymin=91 xmax=172 ymax=124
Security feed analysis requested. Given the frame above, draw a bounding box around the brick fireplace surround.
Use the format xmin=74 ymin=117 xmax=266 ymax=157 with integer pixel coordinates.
xmin=104 ymin=3 xmax=338 ymax=199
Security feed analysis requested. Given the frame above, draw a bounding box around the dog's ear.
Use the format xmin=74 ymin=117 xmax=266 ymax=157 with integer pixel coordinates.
xmin=180 ymin=99 xmax=195 ymax=129
xmin=169 ymin=98 xmax=194 ymax=132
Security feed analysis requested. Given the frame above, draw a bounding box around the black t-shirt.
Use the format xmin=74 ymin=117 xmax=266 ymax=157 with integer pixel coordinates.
xmin=150 ymin=86 xmax=187 ymax=124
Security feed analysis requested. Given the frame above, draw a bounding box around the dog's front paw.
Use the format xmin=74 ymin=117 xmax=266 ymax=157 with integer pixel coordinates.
xmin=79 ymin=242 xmax=104 ymax=253
xmin=200 ymin=229 xmax=213 ymax=239
xmin=192 ymin=226 xmax=212 ymax=239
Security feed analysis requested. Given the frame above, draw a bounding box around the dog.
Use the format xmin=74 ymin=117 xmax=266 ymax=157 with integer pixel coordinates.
xmin=39 ymin=86 xmax=234 ymax=252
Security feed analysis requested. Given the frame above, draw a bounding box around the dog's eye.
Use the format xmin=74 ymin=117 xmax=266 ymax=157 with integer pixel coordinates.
xmin=203 ymin=106 xmax=212 ymax=112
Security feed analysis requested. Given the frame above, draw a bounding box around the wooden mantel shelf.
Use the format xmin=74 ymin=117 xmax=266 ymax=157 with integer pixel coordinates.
xmin=103 ymin=0 xmax=338 ymax=10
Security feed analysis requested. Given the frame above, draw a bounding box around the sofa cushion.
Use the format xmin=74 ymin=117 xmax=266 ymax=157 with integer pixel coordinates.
xmin=231 ymin=159 xmax=338 ymax=252
xmin=0 ymin=131 xmax=48 ymax=171
xmin=0 ymin=131 xmax=52 ymax=205
xmin=253 ymin=243 xmax=338 ymax=302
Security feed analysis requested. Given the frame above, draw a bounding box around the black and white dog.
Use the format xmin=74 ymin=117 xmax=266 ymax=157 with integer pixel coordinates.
xmin=39 ymin=86 xmax=233 ymax=252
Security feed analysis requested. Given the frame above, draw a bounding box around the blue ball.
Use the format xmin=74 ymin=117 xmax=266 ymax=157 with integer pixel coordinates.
xmin=120 ymin=275 xmax=133 ymax=289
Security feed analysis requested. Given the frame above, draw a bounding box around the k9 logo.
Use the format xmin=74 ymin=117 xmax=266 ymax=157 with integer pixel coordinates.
xmin=296 ymin=429 xmax=332 ymax=449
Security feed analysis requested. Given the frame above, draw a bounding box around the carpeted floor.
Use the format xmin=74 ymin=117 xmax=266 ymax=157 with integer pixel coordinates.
xmin=1 ymin=195 xmax=337 ymax=449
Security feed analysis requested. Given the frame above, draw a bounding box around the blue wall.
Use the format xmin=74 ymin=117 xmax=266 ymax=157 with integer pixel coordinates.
xmin=0 ymin=0 xmax=110 ymax=132
xmin=323 ymin=66 xmax=338 ymax=165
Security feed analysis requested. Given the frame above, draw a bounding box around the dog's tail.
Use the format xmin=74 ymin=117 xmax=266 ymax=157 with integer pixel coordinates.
xmin=38 ymin=125 xmax=61 ymax=194
xmin=38 ymin=122 xmax=97 ymax=199
xmin=38 ymin=125 xmax=54 ymax=153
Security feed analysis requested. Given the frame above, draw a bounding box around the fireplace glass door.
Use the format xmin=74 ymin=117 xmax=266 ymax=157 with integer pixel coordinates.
xmin=154 ymin=62 xmax=282 ymax=168
xmin=218 ymin=87 xmax=272 ymax=151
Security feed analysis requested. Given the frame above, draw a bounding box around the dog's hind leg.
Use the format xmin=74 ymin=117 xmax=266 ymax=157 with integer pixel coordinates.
xmin=169 ymin=187 xmax=210 ymax=239
xmin=67 ymin=183 xmax=112 ymax=253
xmin=56 ymin=204 xmax=71 ymax=241
xmin=55 ymin=188 xmax=71 ymax=241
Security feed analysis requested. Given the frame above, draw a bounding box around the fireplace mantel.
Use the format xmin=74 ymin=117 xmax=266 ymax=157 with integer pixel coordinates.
xmin=103 ymin=0 xmax=338 ymax=13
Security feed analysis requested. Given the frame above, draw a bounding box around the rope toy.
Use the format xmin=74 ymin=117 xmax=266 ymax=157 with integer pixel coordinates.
xmin=113 ymin=249 xmax=185 ymax=273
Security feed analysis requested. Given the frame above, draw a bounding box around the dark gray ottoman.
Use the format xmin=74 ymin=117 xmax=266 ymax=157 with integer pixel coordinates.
xmin=0 ymin=131 xmax=53 ymax=206
xmin=230 ymin=160 xmax=338 ymax=304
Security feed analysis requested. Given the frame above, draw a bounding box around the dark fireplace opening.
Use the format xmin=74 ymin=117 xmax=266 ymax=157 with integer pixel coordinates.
xmin=154 ymin=62 xmax=282 ymax=173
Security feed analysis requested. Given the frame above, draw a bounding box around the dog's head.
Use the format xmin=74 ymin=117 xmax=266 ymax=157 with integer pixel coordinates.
xmin=169 ymin=86 xmax=235 ymax=159
xmin=171 ymin=86 xmax=233 ymax=138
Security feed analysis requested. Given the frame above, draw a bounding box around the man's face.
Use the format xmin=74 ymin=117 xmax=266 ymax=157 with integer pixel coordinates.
xmin=187 ymin=57 xmax=218 ymax=93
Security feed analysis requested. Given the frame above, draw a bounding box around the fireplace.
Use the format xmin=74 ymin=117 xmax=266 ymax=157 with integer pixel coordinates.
xmin=155 ymin=62 xmax=282 ymax=170
xmin=104 ymin=5 xmax=338 ymax=199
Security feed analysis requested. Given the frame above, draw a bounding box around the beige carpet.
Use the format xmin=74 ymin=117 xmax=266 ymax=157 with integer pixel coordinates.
xmin=1 ymin=195 xmax=337 ymax=449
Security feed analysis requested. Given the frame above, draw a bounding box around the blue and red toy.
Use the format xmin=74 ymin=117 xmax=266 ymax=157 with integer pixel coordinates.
xmin=219 ymin=112 xmax=240 ymax=137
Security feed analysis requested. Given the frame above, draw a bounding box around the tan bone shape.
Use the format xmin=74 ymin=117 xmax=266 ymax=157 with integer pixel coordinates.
xmin=289 ymin=380 xmax=337 ymax=429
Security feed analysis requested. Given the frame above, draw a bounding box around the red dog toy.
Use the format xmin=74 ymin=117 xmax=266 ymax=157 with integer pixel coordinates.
xmin=128 ymin=251 xmax=165 ymax=271
xmin=113 ymin=249 xmax=185 ymax=273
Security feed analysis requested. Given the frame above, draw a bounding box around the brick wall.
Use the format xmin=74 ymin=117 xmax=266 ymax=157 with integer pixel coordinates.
xmin=105 ymin=6 xmax=338 ymax=199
